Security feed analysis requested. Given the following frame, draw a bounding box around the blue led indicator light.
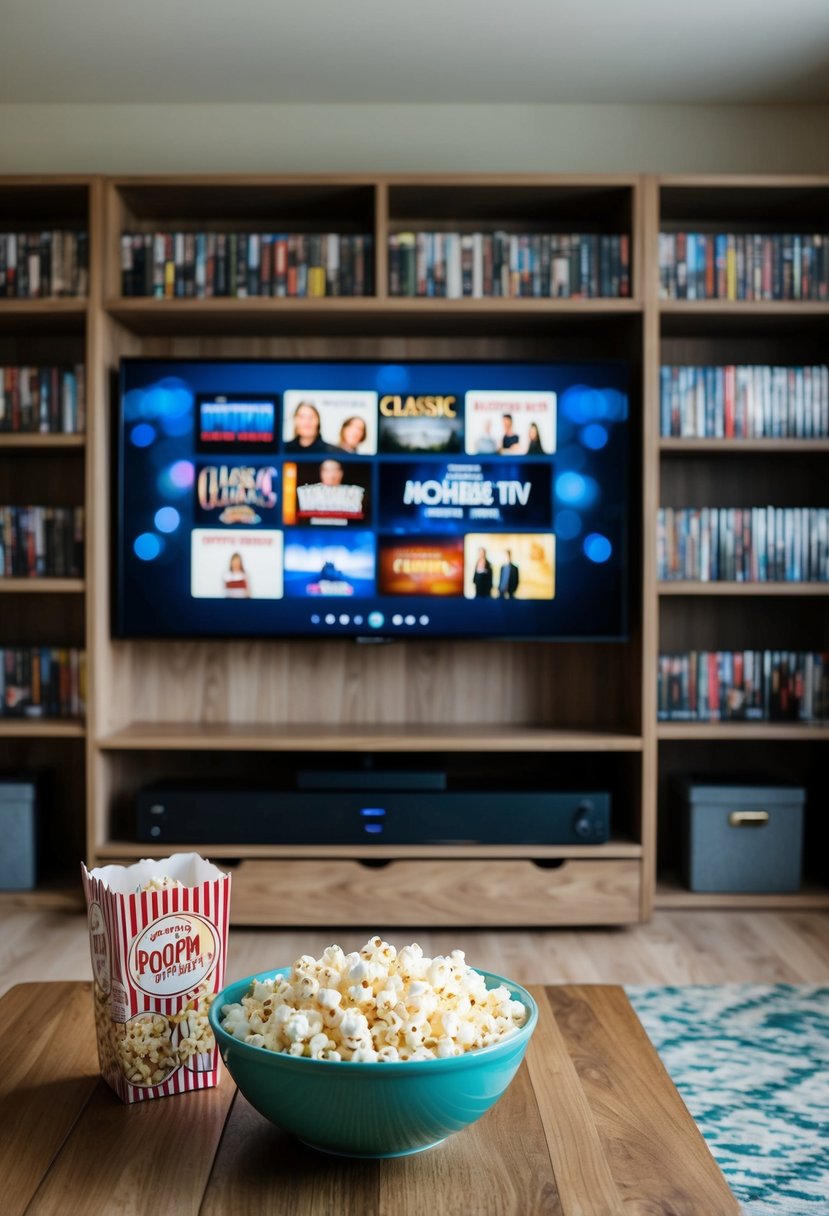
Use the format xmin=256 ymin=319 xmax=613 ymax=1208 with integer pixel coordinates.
xmin=360 ymin=808 xmax=386 ymax=817
xmin=364 ymin=824 xmax=384 ymax=834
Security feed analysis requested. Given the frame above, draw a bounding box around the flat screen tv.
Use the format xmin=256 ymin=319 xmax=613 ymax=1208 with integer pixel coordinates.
xmin=115 ymin=359 xmax=629 ymax=641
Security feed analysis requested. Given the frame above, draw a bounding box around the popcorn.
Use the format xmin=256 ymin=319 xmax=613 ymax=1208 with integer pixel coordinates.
xmin=171 ymin=981 xmax=217 ymax=1066
xmin=139 ymin=875 xmax=183 ymax=893
xmin=115 ymin=1012 xmax=178 ymax=1086
xmin=221 ymin=936 xmax=527 ymax=1063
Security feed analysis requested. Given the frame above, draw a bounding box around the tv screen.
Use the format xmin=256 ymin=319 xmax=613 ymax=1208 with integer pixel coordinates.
xmin=116 ymin=359 xmax=629 ymax=640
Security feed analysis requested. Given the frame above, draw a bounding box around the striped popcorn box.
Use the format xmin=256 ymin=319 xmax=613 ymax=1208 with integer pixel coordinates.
xmin=81 ymin=853 xmax=231 ymax=1104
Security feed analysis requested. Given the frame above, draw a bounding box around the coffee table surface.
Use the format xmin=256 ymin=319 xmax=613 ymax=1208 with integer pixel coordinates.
xmin=1 ymin=981 xmax=739 ymax=1215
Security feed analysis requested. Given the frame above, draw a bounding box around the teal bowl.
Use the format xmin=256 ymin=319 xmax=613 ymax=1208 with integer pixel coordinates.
xmin=210 ymin=967 xmax=538 ymax=1158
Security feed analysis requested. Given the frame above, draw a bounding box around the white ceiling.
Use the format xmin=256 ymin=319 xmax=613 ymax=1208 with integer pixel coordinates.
xmin=2 ymin=0 xmax=829 ymax=104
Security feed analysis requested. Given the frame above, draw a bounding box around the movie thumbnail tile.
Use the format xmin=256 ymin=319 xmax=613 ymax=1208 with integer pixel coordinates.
xmin=379 ymin=460 xmax=552 ymax=531
xmin=378 ymin=411 xmax=464 ymax=455
xmin=378 ymin=538 xmax=465 ymax=597
xmin=191 ymin=529 xmax=283 ymax=600
xmin=196 ymin=394 xmax=278 ymax=452
xmin=464 ymin=533 xmax=555 ymax=600
xmin=282 ymin=458 xmax=371 ymax=528
xmin=464 ymin=390 xmax=556 ymax=456
xmin=283 ymin=530 xmax=375 ymax=598
xmin=194 ymin=460 xmax=280 ymax=529
xmin=282 ymin=390 xmax=378 ymax=456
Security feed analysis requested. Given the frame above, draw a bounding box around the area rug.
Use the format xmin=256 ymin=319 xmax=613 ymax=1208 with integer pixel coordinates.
xmin=625 ymin=985 xmax=829 ymax=1216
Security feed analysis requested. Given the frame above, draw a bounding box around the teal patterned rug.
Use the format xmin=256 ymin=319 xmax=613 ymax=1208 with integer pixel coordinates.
xmin=626 ymin=985 xmax=829 ymax=1216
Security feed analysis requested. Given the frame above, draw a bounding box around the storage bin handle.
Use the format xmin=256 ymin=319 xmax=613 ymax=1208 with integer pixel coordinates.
xmin=728 ymin=810 xmax=769 ymax=828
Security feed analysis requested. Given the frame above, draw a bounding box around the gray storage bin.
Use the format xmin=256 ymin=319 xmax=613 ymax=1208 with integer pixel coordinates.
xmin=681 ymin=783 xmax=805 ymax=893
xmin=0 ymin=780 xmax=38 ymax=890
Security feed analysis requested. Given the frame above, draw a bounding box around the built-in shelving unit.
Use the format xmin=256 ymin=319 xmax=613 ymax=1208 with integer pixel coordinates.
xmin=0 ymin=177 xmax=91 ymax=904
xmin=651 ymin=174 xmax=829 ymax=911
xmin=2 ymin=171 xmax=825 ymax=922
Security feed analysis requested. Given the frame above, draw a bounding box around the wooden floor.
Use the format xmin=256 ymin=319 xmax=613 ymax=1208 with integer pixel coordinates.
xmin=2 ymin=908 xmax=828 ymax=997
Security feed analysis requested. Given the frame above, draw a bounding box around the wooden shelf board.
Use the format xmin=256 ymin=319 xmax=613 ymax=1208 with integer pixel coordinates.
xmin=659 ymin=438 xmax=829 ymax=454
xmin=658 ymin=582 xmax=829 ymax=596
xmin=0 ymin=881 xmax=84 ymax=912
xmin=0 ymin=719 xmax=85 ymax=739
xmin=0 ymin=434 xmax=85 ymax=450
xmin=105 ymin=295 xmax=642 ymax=336
xmin=655 ymin=875 xmax=829 ymax=910
xmin=657 ymin=722 xmax=829 ymax=741
xmin=94 ymin=838 xmax=643 ymax=862
xmin=0 ymin=578 xmax=85 ymax=593
xmin=97 ymin=722 xmax=644 ymax=752
xmin=660 ymin=300 xmax=829 ymax=315
xmin=0 ymin=299 xmax=87 ymax=333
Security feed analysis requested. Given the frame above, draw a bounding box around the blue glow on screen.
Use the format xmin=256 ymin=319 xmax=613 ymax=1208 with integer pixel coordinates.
xmin=134 ymin=532 xmax=162 ymax=561
xmin=154 ymin=507 xmax=180 ymax=534
xmin=581 ymin=424 xmax=608 ymax=450
xmin=556 ymin=472 xmax=599 ymax=507
xmin=130 ymin=423 xmax=156 ymax=448
xmin=584 ymin=533 xmax=612 ymax=563
xmin=375 ymin=364 xmax=411 ymax=393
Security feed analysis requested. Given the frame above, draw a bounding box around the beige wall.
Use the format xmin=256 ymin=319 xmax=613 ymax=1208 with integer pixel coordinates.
xmin=1 ymin=103 xmax=828 ymax=174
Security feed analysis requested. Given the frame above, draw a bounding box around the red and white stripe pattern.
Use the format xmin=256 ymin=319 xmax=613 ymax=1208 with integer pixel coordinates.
xmin=81 ymin=865 xmax=231 ymax=1104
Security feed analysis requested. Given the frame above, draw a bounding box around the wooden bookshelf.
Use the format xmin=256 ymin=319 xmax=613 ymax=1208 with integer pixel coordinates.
xmin=0 ymin=176 xmax=92 ymax=909
xmin=652 ymin=173 xmax=829 ymax=909
xmin=3 ymin=171 xmax=827 ymax=924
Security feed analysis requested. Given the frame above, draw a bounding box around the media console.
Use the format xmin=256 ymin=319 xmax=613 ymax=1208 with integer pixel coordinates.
xmin=137 ymin=783 xmax=611 ymax=846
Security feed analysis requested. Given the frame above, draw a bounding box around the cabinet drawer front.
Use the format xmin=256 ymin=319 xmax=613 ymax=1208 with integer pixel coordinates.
xmin=229 ymin=858 xmax=641 ymax=926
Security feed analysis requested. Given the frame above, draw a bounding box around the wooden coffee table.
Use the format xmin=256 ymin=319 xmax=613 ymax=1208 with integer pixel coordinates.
xmin=1 ymin=981 xmax=739 ymax=1215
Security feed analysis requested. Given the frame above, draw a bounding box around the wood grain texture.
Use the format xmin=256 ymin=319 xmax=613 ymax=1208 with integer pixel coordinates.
xmin=96 ymin=641 xmax=641 ymax=732
xmin=0 ymin=980 xmax=742 ymax=1216
xmin=0 ymin=982 xmax=99 ymax=1216
xmin=201 ymin=1091 xmax=380 ymax=1216
xmin=27 ymin=1071 xmax=237 ymax=1216
xmin=525 ymin=985 xmax=626 ymax=1214
xmin=226 ymin=859 xmax=641 ymax=927
xmin=544 ymin=985 xmax=741 ymax=1215
xmin=376 ymin=1059 xmax=560 ymax=1216
xmin=95 ymin=721 xmax=643 ymax=751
